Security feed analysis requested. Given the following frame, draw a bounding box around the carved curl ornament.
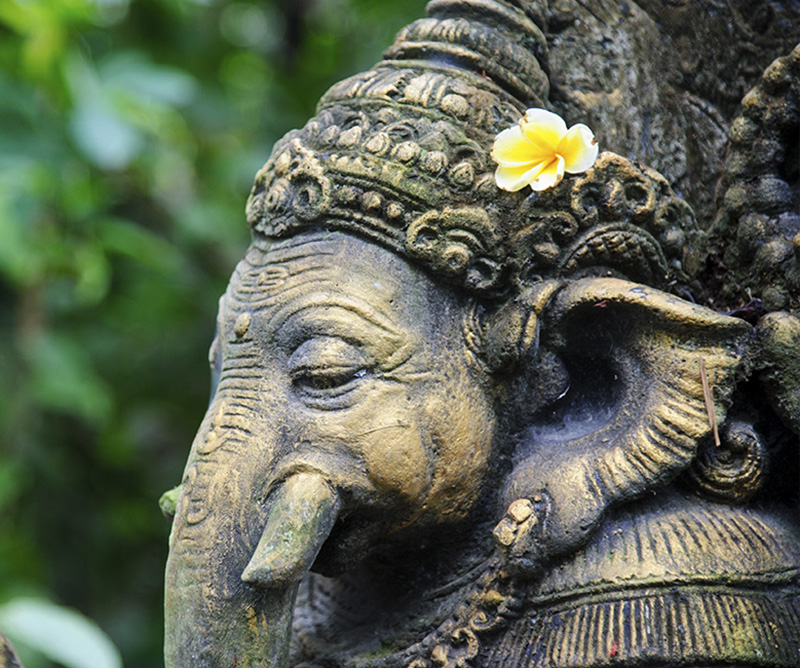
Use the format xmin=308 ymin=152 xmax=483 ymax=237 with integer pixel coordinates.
xmin=244 ymin=0 xmax=702 ymax=301
xmin=247 ymin=117 xmax=699 ymax=299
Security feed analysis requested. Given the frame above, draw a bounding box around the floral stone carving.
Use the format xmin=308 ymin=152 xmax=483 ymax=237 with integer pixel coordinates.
xmin=162 ymin=1 xmax=800 ymax=667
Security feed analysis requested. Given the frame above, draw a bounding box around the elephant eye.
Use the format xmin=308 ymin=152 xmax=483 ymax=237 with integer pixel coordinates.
xmin=288 ymin=336 xmax=372 ymax=401
xmin=293 ymin=365 xmax=367 ymax=393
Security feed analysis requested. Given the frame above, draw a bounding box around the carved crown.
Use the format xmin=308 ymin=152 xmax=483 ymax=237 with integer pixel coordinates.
xmin=246 ymin=0 xmax=701 ymax=299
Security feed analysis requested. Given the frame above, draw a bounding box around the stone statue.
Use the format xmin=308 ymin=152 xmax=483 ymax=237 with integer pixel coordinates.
xmin=0 ymin=631 xmax=22 ymax=668
xmin=162 ymin=1 xmax=800 ymax=666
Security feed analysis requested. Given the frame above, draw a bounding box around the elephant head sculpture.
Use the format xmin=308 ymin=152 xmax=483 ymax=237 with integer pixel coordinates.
xmin=163 ymin=2 xmax=800 ymax=667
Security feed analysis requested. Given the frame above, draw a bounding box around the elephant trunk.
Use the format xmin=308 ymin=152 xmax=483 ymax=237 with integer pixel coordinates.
xmin=164 ymin=419 xmax=342 ymax=668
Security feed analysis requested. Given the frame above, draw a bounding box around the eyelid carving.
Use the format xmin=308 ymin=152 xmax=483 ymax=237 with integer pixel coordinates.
xmin=293 ymin=366 xmax=368 ymax=398
xmin=288 ymin=336 xmax=372 ymax=370
xmin=288 ymin=337 xmax=373 ymax=402
xmin=273 ymin=297 xmax=413 ymax=370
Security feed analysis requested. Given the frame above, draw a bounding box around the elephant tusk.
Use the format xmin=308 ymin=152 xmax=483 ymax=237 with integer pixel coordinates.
xmin=242 ymin=472 xmax=341 ymax=588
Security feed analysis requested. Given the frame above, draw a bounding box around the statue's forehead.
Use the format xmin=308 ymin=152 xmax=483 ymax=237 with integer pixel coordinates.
xmin=221 ymin=232 xmax=412 ymax=320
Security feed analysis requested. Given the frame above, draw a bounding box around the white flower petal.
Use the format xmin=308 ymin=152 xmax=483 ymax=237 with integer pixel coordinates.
xmin=491 ymin=125 xmax=537 ymax=167
xmin=494 ymin=161 xmax=547 ymax=192
xmin=559 ymin=124 xmax=599 ymax=174
xmin=529 ymin=155 xmax=565 ymax=191
xmin=520 ymin=108 xmax=567 ymax=151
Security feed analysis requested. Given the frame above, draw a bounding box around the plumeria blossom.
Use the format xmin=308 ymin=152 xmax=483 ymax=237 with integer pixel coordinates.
xmin=491 ymin=108 xmax=599 ymax=192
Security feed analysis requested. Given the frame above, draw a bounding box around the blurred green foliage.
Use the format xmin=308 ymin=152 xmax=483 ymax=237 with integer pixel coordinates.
xmin=0 ymin=0 xmax=426 ymax=665
xmin=0 ymin=597 xmax=122 ymax=668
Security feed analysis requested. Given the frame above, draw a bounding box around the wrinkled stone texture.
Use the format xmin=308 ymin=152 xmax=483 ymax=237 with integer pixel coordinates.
xmin=710 ymin=44 xmax=800 ymax=311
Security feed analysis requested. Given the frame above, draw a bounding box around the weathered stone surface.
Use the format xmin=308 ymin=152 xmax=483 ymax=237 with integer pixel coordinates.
xmin=547 ymin=0 xmax=800 ymax=230
xmin=164 ymin=2 xmax=800 ymax=667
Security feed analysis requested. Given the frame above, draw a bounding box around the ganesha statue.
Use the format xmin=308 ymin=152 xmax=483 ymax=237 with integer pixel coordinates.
xmin=162 ymin=1 xmax=800 ymax=667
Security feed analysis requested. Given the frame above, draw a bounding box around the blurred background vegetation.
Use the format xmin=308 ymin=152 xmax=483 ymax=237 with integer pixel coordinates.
xmin=0 ymin=0 xmax=426 ymax=665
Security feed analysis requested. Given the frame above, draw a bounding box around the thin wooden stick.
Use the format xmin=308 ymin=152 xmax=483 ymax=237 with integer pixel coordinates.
xmin=699 ymin=357 xmax=721 ymax=447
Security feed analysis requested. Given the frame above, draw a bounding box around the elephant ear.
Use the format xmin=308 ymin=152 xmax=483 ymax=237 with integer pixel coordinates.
xmin=496 ymin=277 xmax=752 ymax=576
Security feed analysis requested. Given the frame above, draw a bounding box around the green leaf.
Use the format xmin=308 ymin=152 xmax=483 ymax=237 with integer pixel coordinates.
xmin=74 ymin=242 xmax=112 ymax=305
xmin=99 ymin=217 xmax=181 ymax=271
xmin=0 ymin=598 xmax=122 ymax=668
xmin=23 ymin=332 xmax=113 ymax=423
xmin=69 ymin=103 xmax=143 ymax=170
xmin=100 ymin=52 xmax=196 ymax=107
xmin=0 ymin=458 xmax=26 ymax=514
xmin=0 ymin=160 xmax=46 ymax=285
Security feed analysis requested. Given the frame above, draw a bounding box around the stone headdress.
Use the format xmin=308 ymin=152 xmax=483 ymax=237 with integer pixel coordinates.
xmin=245 ymin=0 xmax=701 ymax=300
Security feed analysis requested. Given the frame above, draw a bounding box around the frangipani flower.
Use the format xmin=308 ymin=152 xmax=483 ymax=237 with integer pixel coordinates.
xmin=491 ymin=108 xmax=599 ymax=192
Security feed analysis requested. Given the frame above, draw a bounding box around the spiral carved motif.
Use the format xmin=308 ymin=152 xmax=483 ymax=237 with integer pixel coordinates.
xmin=685 ymin=420 xmax=768 ymax=503
xmin=406 ymin=208 xmax=505 ymax=293
xmin=509 ymin=153 xmax=701 ymax=287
